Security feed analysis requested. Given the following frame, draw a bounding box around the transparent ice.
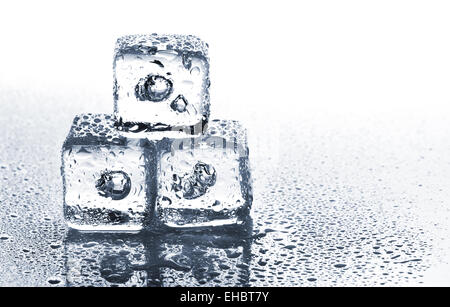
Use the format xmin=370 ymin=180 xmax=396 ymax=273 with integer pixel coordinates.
xmin=113 ymin=34 xmax=210 ymax=135
xmin=61 ymin=114 xmax=156 ymax=231
xmin=156 ymin=120 xmax=253 ymax=228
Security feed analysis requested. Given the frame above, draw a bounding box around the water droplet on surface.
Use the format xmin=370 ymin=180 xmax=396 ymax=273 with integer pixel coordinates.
xmin=47 ymin=277 xmax=62 ymax=285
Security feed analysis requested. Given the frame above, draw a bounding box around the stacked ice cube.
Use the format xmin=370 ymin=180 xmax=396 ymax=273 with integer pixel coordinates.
xmin=61 ymin=34 xmax=252 ymax=231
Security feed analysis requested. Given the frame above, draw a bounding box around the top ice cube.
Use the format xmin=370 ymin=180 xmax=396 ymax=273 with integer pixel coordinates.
xmin=113 ymin=34 xmax=210 ymax=134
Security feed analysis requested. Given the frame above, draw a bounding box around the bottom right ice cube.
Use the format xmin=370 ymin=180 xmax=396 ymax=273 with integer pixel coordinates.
xmin=156 ymin=120 xmax=252 ymax=228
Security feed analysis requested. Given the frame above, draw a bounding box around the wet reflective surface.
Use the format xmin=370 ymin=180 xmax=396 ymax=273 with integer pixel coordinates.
xmin=65 ymin=225 xmax=253 ymax=287
xmin=1 ymin=87 xmax=450 ymax=286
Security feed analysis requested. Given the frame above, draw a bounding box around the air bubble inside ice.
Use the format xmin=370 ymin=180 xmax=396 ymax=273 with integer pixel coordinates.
xmin=194 ymin=162 xmax=216 ymax=186
xmin=170 ymin=95 xmax=188 ymax=113
xmin=135 ymin=74 xmax=173 ymax=102
xmin=95 ymin=170 xmax=131 ymax=200
xmin=47 ymin=277 xmax=62 ymax=285
xmin=172 ymin=161 xmax=216 ymax=200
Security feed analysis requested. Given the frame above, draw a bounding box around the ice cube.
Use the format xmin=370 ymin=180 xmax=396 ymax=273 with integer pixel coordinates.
xmin=156 ymin=120 xmax=253 ymax=228
xmin=65 ymin=231 xmax=149 ymax=287
xmin=61 ymin=113 xmax=156 ymax=231
xmin=65 ymin=225 xmax=252 ymax=286
xmin=113 ymin=33 xmax=210 ymax=135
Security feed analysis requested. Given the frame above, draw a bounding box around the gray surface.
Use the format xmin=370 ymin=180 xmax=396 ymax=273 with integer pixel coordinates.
xmin=1 ymin=86 xmax=450 ymax=286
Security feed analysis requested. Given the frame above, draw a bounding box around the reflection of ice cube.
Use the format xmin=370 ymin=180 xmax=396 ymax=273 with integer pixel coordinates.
xmin=113 ymin=34 xmax=210 ymax=134
xmin=158 ymin=224 xmax=252 ymax=286
xmin=156 ymin=120 xmax=253 ymax=228
xmin=64 ymin=224 xmax=253 ymax=287
xmin=64 ymin=231 xmax=149 ymax=287
xmin=61 ymin=114 xmax=156 ymax=231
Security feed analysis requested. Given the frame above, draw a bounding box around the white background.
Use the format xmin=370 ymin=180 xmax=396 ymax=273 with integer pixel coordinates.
xmin=1 ymin=0 xmax=450 ymax=119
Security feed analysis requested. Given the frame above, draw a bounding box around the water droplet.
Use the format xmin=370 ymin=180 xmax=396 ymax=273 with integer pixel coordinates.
xmin=47 ymin=277 xmax=62 ymax=285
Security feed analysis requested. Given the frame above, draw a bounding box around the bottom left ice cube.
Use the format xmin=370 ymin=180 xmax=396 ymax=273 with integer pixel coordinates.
xmin=61 ymin=113 xmax=155 ymax=231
